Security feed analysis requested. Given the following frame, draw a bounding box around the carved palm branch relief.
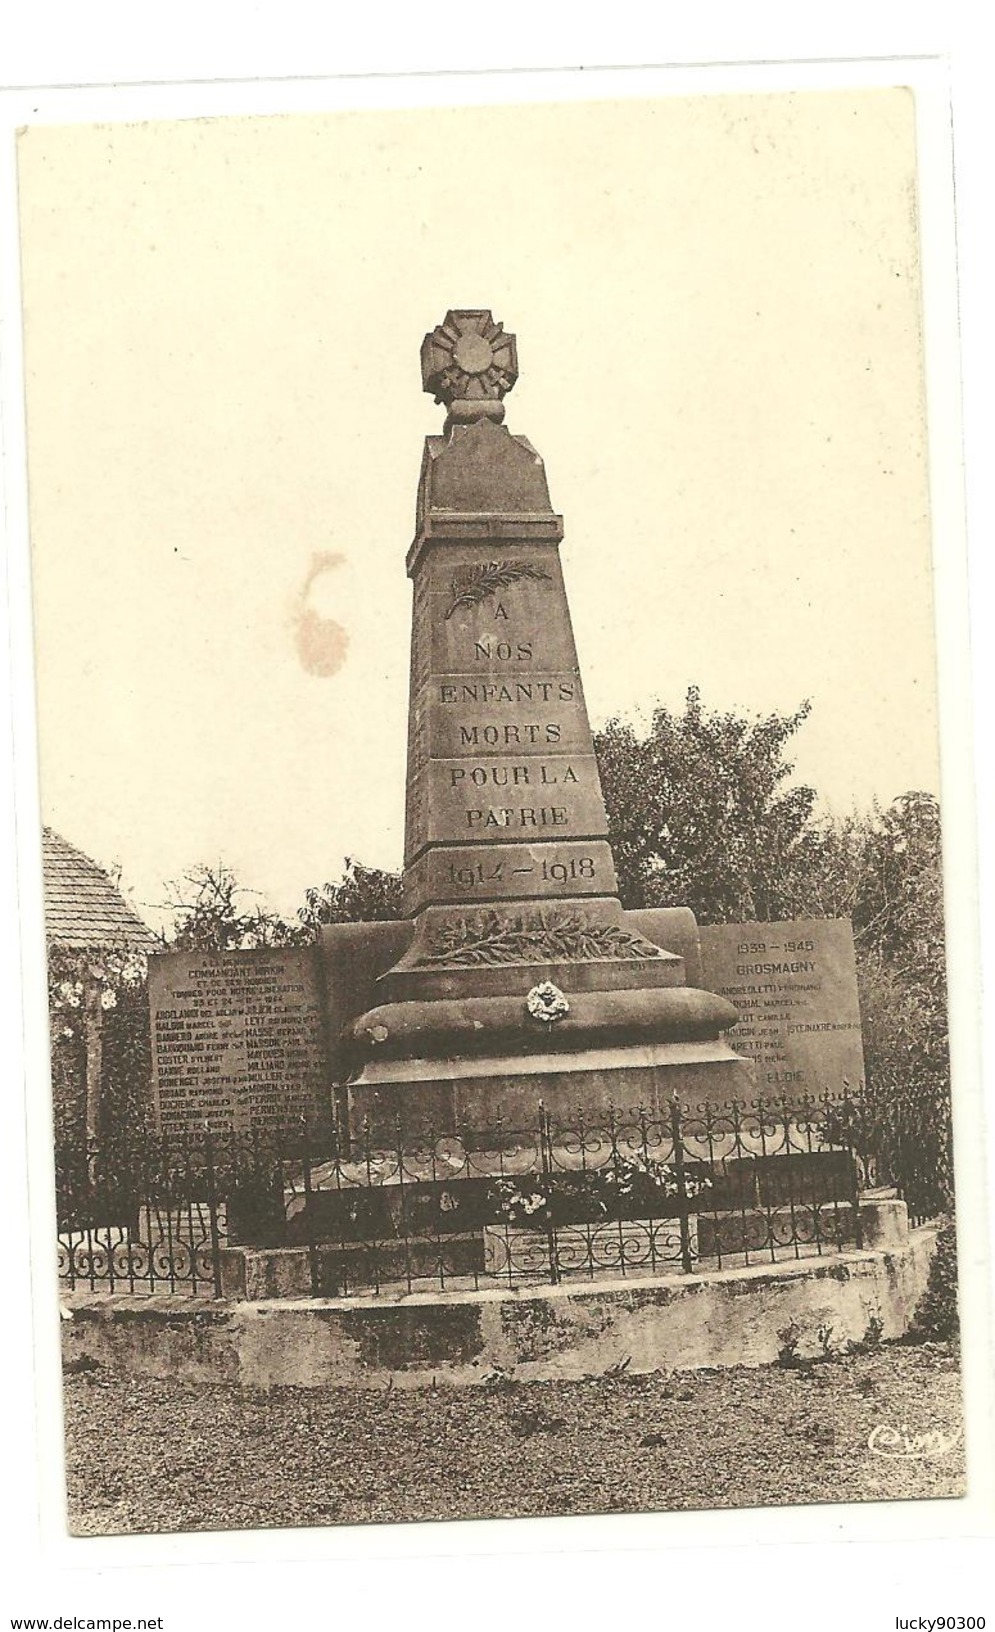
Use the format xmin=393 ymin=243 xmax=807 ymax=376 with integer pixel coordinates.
xmin=444 ymin=561 xmax=552 ymax=620
xmin=418 ymin=910 xmax=663 ymax=966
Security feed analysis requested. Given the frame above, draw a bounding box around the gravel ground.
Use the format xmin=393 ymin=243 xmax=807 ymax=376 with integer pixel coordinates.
xmin=63 ymin=1342 xmax=964 ymax=1535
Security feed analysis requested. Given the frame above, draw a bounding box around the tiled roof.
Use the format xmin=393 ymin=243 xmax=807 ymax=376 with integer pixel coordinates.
xmin=41 ymin=827 xmax=160 ymax=951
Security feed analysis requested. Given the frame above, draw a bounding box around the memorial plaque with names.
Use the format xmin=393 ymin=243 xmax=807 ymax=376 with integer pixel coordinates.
xmin=149 ymin=946 xmax=327 ymax=1133
xmin=697 ymin=918 xmax=866 ymax=1098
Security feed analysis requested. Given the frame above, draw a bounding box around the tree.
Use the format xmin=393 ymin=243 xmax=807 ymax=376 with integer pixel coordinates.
xmin=594 ymin=686 xmax=817 ymax=922
xmin=296 ymin=857 xmax=404 ymax=931
xmin=162 ymin=858 xmax=405 ymax=955
xmin=164 ymin=864 xmax=304 ymax=951
xmin=844 ymin=792 xmax=952 ymax=1214
xmin=778 ymin=808 xmax=869 ymax=922
xmin=851 ymin=791 xmax=946 ymax=993
xmin=789 ymin=792 xmax=949 ymax=1083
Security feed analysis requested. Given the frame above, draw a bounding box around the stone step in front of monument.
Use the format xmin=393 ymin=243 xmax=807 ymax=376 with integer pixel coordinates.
xmin=213 ymin=1197 xmax=908 ymax=1303
xmin=219 ymin=1234 xmax=487 ymax=1300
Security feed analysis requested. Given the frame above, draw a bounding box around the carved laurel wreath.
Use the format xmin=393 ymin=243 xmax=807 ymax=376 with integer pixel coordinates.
xmin=443 ymin=560 xmax=551 ymax=620
xmin=417 ymin=911 xmax=663 ymax=967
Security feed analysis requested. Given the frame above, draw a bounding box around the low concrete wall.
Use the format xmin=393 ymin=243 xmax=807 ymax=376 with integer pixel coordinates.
xmin=62 ymin=1219 xmax=939 ymax=1391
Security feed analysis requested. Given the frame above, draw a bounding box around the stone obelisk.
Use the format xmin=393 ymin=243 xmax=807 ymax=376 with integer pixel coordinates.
xmin=344 ymin=311 xmax=748 ymax=1134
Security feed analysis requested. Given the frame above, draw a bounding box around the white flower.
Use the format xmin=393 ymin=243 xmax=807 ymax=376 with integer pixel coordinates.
xmin=61 ymin=1025 xmax=75 ymax=1039
xmin=57 ymin=981 xmax=81 ymax=1009
xmin=99 ymin=988 xmax=117 ymax=1010
xmin=525 ymin=981 xmax=570 ymax=1025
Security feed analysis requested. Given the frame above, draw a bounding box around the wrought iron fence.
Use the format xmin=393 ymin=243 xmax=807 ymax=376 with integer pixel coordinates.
xmin=52 ymin=1090 xmax=906 ymax=1299
xmin=847 ymin=1070 xmax=953 ymax=1228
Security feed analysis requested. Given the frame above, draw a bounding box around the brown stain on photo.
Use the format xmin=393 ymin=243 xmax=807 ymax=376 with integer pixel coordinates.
xmin=293 ymin=551 xmax=350 ymax=677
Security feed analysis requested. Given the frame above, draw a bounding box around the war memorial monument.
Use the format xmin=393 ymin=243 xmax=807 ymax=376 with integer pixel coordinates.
xmin=149 ymin=311 xmax=864 ymax=1147
xmin=339 ymin=308 xmax=755 ymax=1136
xmin=134 ymin=311 xmax=879 ymax=1298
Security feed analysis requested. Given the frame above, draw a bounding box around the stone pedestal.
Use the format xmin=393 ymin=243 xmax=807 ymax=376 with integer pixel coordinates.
xmin=344 ymin=311 xmax=748 ymax=1139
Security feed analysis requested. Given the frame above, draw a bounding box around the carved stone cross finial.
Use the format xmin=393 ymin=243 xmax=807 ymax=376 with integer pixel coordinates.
xmin=421 ymin=310 xmax=518 ymax=423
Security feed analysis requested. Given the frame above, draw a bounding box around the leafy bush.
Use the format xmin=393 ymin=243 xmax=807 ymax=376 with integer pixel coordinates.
xmin=910 ymin=1222 xmax=959 ymax=1343
xmin=776 ymin=1321 xmax=802 ymax=1367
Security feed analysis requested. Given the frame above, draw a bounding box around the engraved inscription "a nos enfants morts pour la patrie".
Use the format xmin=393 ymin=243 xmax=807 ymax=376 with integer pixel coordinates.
xmin=396 ymin=324 xmax=619 ymax=926
xmin=403 ymin=549 xmax=618 ymax=913
xmin=403 ymin=312 xmax=620 ymax=920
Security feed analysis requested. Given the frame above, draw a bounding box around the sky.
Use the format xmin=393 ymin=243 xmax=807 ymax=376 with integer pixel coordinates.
xmin=16 ymin=87 xmax=941 ymax=928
